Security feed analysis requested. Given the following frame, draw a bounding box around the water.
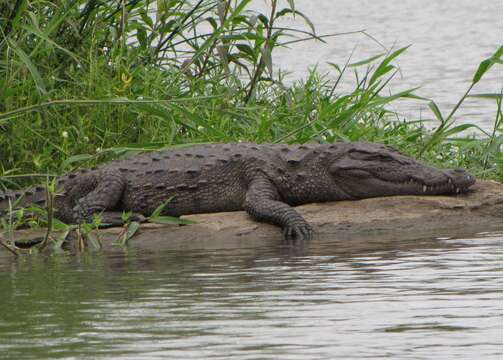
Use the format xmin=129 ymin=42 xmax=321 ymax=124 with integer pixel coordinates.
xmin=261 ymin=0 xmax=503 ymax=130
xmin=2 ymin=232 xmax=503 ymax=359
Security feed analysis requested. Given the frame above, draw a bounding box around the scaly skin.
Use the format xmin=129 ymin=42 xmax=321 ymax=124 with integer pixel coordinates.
xmin=0 ymin=142 xmax=476 ymax=239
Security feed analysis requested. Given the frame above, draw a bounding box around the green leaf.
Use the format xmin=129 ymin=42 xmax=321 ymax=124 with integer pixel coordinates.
xmin=62 ymin=154 xmax=95 ymax=167
xmin=8 ymin=39 xmax=47 ymax=95
xmin=473 ymin=45 xmax=503 ymax=83
xmin=468 ymin=93 xmax=503 ymax=100
xmin=275 ymin=9 xmax=316 ymax=34
xmin=23 ymin=24 xmax=80 ymax=62
xmin=236 ymin=43 xmax=257 ymax=60
xmin=118 ymin=221 xmax=141 ymax=245
xmin=140 ymin=11 xmax=154 ymax=28
xmin=148 ymin=216 xmax=197 ymax=225
xmin=85 ymin=231 xmax=102 ymax=250
xmin=441 ymin=123 xmax=477 ymax=137
xmin=149 ymin=197 xmax=174 ymax=219
xmin=369 ymin=45 xmax=410 ymax=86
xmin=257 ymin=14 xmax=269 ymax=27
xmin=52 ymin=230 xmax=71 ymax=251
xmin=176 ymin=0 xmax=252 ymax=71
xmin=327 ymin=62 xmax=342 ymax=73
xmin=260 ymin=44 xmax=273 ymax=77
xmin=428 ymin=101 xmax=444 ymax=123
xmin=473 ymin=59 xmax=492 ymax=84
xmin=349 ymin=53 xmax=386 ymax=68
xmin=371 ymin=88 xmax=420 ymax=107
xmin=137 ymin=27 xmax=148 ymax=48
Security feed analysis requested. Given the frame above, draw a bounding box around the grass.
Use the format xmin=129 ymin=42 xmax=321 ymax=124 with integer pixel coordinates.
xmin=0 ymin=1 xmax=503 ymax=251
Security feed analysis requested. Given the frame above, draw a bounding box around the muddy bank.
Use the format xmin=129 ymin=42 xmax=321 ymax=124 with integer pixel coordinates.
xmin=4 ymin=180 xmax=503 ymax=253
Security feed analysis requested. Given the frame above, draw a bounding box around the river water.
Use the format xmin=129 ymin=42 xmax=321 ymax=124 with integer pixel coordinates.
xmin=266 ymin=0 xmax=503 ymax=131
xmin=1 ymin=1 xmax=503 ymax=359
xmin=1 ymin=231 xmax=503 ymax=359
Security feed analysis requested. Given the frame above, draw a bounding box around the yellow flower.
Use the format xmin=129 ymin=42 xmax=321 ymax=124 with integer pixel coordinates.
xmin=121 ymin=73 xmax=132 ymax=85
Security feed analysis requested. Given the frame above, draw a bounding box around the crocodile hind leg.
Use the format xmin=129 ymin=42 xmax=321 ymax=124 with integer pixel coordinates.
xmin=243 ymin=176 xmax=313 ymax=240
xmin=69 ymin=169 xmax=135 ymax=226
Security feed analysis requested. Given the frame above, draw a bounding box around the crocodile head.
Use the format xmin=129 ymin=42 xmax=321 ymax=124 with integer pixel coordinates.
xmin=329 ymin=142 xmax=475 ymax=199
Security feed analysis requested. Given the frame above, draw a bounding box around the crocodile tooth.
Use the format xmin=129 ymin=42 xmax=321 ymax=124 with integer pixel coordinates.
xmin=422 ymin=185 xmax=427 ymax=193
xmin=448 ymin=178 xmax=452 ymax=184
xmin=456 ymin=187 xmax=460 ymax=193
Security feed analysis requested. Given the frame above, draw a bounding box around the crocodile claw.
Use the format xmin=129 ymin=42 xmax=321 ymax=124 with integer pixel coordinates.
xmin=282 ymin=223 xmax=313 ymax=240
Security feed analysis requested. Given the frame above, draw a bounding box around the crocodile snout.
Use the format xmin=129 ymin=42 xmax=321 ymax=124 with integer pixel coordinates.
xmin=444 ymin=168 xmax=476 ymax=192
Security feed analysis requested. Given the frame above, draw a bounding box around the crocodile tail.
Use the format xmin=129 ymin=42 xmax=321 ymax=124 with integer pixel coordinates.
xmin=0 ymin=186 xmax=47 ymax=217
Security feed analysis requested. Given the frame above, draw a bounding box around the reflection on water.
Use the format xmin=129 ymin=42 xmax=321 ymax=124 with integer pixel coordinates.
xmin=260 ymin=0 xmax=503 ymax=130
xmin=1 ymin=232 xmax=503 ymax=359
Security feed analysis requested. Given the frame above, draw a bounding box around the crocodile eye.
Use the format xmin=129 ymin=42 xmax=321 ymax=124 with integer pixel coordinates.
xmin=349 ymin=151 xmax=393 ymax=162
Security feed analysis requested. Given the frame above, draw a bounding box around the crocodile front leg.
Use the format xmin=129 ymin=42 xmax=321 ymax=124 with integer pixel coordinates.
xmin=243 ymin=176 xmax=313 ymax=240
xmin=70 ymin=169 xmax=130 ymax=225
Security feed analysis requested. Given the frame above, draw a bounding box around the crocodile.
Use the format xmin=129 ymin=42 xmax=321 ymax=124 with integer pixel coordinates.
xmin=0 ymin=142 xmax=475 ymax=239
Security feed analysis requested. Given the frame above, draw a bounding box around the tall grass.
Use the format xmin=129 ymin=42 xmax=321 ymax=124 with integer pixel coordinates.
xmin=0 ymin=0 xmax=502 ymax=192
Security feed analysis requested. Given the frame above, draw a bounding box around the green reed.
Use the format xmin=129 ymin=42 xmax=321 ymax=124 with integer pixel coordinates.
xmin=0 ymin=0 xmax=502 ymax=192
